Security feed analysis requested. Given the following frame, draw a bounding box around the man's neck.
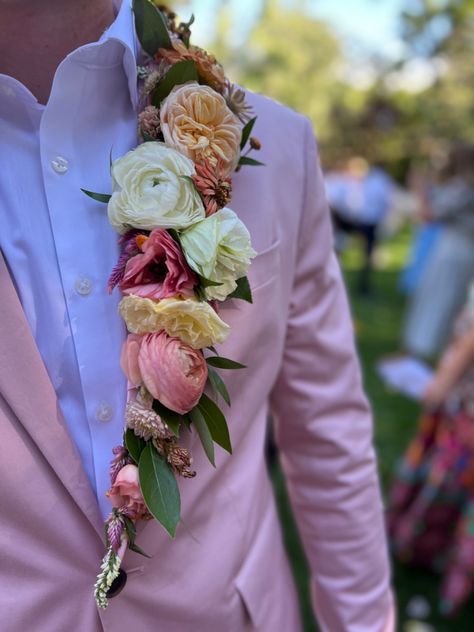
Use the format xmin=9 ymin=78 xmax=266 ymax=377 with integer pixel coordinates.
xmin=0 ymin=0 xmax=117 ymax=105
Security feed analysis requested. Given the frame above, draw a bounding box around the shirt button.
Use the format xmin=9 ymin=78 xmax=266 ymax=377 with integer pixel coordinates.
xmin=96 ymin=402 xmax=114 ymax=422
xmin=51 ymin=156 xmax=69 ymax=174
xmin=75 ymin=276 xmax=93 ymax=296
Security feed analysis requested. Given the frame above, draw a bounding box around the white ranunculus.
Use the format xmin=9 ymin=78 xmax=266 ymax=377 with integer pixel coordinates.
xmin=180 ymin=207 xmax=256 ymax=301
xmin=108 ymin=142 xmax=205 ymax=233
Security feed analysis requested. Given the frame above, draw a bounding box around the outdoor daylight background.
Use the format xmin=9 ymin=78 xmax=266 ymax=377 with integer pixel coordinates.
xmin=172 ymin=1 xmax=474 ymax=630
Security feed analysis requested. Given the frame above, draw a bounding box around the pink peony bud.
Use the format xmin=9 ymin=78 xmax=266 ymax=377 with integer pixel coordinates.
xmin=138 ymin=331 xmax=208 ymax=415
xmin=108 ymin=464 xmax=148 ymax=520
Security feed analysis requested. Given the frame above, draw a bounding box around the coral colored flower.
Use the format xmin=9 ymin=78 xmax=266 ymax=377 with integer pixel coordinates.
xmin=120 ymin=334 xmax=142 ymax=386
xmin=119 ymin=296 xmax=230 ymax=349
xmin=158 ymin=40 xmax=226 ymax=93
xmin=138 ymin=332 xmax=208 ymax=414
xmin=108 ymin=464 xmax=149 ymax=520
xmin=120 ymin=228 xmax=197 ymax=299
xmin=138 ymin=105 xmax=161 ymax=140
xmin=160 ymin=82 xmax=242 ymax=175
xmin=192 ymin=159 xmax=232 ymax=216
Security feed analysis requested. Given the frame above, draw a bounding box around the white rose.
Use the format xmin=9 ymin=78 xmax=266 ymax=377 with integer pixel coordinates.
xmin=180 ymin=208 xmax=256 ymax=301
xmin=108 ymin=142 xmax=205 ymax=233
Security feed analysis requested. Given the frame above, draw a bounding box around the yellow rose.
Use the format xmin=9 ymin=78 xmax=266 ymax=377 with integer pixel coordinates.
xmin=160 ymin=82 xmax=242 ymax=175
xmin=119 ymin=296 xmax=230 ymax=349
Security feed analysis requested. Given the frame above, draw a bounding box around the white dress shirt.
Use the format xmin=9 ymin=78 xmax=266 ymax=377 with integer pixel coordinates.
xmin=0 ymin=1 xmax=138 ymax=519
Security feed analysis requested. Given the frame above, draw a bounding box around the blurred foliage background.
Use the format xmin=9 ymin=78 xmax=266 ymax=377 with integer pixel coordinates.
xmin=171 ymin=0 xmax=474 ymax=629
xmin=175 ymin=0 xmax=474 ymax=182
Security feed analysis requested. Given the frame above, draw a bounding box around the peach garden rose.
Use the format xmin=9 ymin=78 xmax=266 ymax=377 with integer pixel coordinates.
xmin=160 ymin=82 xmax=242 ymax=175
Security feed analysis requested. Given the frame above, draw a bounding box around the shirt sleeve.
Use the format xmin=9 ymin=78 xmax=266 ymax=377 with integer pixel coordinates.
xmin=269 ymin=119 xmax=394 ymax=632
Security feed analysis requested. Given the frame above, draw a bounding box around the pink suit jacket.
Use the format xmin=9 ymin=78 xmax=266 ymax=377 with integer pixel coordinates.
xmin=0 ymin=92 xmax=394 ymax=631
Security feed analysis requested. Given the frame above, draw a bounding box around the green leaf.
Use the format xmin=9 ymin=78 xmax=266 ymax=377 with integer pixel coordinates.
xmin=152 ymin=60 xmax=198 ymax=107
xmin=128 ymin=541 xmax=152 ymax=558
xmin=197 ymin=393 xmax=232 ymax=454
xmin=189 ymin=406 xmax=215 ymax=466
xmin=81 ymin=189 xmax=111 ymax=204
xmin=138 ymin=443 xmax=180 ymax=537
xmin=124 ymin=429 xmax=147 ymax=464
xmin=132 ymin=0 xmax=171 ymax=56
xmin=208 ymin=346 xmax=219 ymax=356
xmin=152 ymin=400 xmax=181 ymax=436
xmin=142 ymin=132 xmax=155 ymax=143
xmin=228 ymin=276 xmax=253 ymax=303
xmin=206 ymin=356 xmax=246 ymax=370
xmin=207 ymin=367 xmax=231 ymax=407
xmin=238 ymin=156 xmax=265 ymax=167
xmin=122 ymin=515 xmax=137 ymax=544
xmin=199 ymin=275 xmax=223 ymax=289
xmin=240 ymin=116 xmax=257 ymax=150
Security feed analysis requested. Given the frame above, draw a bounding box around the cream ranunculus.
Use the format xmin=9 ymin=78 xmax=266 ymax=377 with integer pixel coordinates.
xmin=119 ymin=296 xmax=230 ymax=349
xmin=180 ymin=208 xmax=256 ymax=301
xmin=108 ymin=142 xmax=205 ymax=233
xmin=160 ymin=82 xmax=242 ymax=175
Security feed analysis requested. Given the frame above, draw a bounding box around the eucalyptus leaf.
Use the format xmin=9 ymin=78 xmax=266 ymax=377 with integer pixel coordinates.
xmin=138 ymin=443 xmax=180 ymax=537
xmin=132 ymin=0 xmax=171 ymax=56
xmin=81 ymin=189 xmax=111 ymax=204
xmin=228 ymin=276 xmax=253 ymax=303
xmin=152 ymin=400 xmax=181 ymax=436
xmin=124 ymin=429 xmax=147 ymax=464
xmin=189 ymin=407 xmax=215 ymax=466
xmin=206 ymin=357 xmax=246 ymax=370
xmin=197 ymin=393 xmax=232 ymax=454
xmin=207 ymin=367 xmax=231 ymax=407
xmin=240 ymin=116 xmax=257 ymax=150
xmin=152 ymin=60 xmax=198 ymax=107
xmin=238 ymin=156 xmax=265 ymax=167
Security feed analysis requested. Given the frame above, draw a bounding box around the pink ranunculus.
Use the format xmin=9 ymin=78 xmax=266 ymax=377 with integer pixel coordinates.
xmin=108 ymin=464 xmax=148 ymax=520
xmin=138 ymin=331 xmax=208 ymax=415
xmin=120 ymin=228 xmax=197 ymax=299
xmin=120 ymin=334 xmax=143 ymax=386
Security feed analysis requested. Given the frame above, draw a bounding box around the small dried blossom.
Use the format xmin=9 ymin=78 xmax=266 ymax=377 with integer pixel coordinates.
xmin=167 ymin=444 xmax=196 ymax=479
xmin=250 ymin=137 xmax=261 ymax=151
xmin=110 ymin=446 xmax=133 ymax=485
xmin=125 ymin=398 xmax=173 ymax=442
xmin=225 ymin=83 xmax=253 ymax=123
xmin=138 ymin=105 xmax=161 ymax=140
xmin=107 ymin=230 xmax=145 ymax=294
xmin=192 ymin=158 xmax=232 ymax=216
xmin=158 ymin=39 xmax=226 ymax=93
xmin=94 ymin=546 xmax=121 ymax=609
xmin=106 ymin=510 xmax=125 ymax=552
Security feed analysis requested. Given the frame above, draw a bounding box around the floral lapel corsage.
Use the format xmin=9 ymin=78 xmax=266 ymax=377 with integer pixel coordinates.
xmin=82 ymin=0 xmax=263 ymax=608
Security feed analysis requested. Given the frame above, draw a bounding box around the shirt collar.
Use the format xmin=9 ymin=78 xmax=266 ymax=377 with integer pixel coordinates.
xmin=92 ymin=0 xmax=139 ymax=108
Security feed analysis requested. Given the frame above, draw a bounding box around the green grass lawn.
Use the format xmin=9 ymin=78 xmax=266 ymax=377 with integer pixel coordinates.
xmin=271 ymin=230 xmax=474 ymax=631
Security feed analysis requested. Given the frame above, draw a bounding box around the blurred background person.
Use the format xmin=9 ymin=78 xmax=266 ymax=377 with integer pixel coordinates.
xmin=402 ymin=144 xmax=474 ymax=360
xmin=326 ymin=157 xmax=394 ymax=296
xmin=388 ymin=283 xmax=474 ymax=616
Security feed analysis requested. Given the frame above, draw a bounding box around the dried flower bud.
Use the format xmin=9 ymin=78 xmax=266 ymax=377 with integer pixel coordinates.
xmin=250 ymin=137 xmax=261 ymax=151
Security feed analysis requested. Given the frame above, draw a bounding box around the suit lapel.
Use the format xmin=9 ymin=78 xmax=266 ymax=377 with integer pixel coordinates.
xmin=0 ymin=253 xmax=104 ymax=539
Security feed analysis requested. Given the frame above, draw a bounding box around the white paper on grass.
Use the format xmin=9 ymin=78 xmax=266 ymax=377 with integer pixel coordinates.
xmin=376 ymin=356 xmax=434 ymax=401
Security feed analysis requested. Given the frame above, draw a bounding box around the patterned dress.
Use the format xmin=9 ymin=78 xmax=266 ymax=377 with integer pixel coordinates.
xmin=388 ymin=308 xmax=474 ymax=615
